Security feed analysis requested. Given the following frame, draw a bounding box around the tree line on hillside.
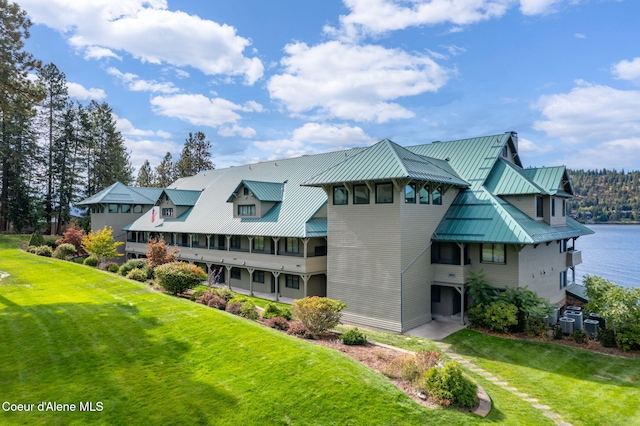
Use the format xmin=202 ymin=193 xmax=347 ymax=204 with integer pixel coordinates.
xmin=567 ymin=169 xmax=640 ymax=223
xmin=0 ymin=1 xmax=213 ymax=234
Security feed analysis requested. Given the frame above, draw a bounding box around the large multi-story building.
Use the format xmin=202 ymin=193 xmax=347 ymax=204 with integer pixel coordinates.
xmin=78 ymin=132 xmax=592 ymax=333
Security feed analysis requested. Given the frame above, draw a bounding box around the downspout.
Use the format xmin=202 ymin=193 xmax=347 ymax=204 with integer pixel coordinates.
xmin=400 ymin=242 xmax=432 ymax=333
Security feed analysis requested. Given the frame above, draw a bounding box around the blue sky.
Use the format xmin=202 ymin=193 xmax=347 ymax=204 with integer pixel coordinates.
xmin=19 ymin=0 xmax=640 ymax=172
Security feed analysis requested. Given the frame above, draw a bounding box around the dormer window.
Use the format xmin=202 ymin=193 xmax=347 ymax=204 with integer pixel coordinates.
xmin=238 ymin=204 xmax=256 ymax=216
xmin=162 ymin=207 xmax=174 ymax=218
xmin=243 ymin=187 xmax=249 ymax=196
xmin=432 ymin=187 xmax=442 ymax=205
xmin=502 ymin=146 xmax=508 ymax=158
xmin=536 ymin=196 xmax=544 ymax=218
xmin=333 ymin=186 xmax=348 ymax=205
xmin=405 ymin=183 xmax=416 ymax=203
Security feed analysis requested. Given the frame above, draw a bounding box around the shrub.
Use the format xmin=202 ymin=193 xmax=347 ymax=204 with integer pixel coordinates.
xmin=27 ymin=246 xmax=37 ymax=253
xmin=383 ymin=351 xmax=442 ymax=382
xmin=262 ymin=303 xmax=292 ymax=320
xmin=616 ymin=324 xmax=640 ymax=352
xmin=419 ymin=362 xmax=478 ymax=408
xmin=144 ymin=267 xmax=154 ymax=280
xmin=34 ymin=245 xmax=53 ymax=257
xmin=126 ymin=268 xmax=148 ymax=282
xmin=208 ymin=296 xmax=228 ymax=310
xmin=483 ymin=300 xmax=518 ymax=333
xmin=43 ymin=237 xmax=58 ymax=249
xmin=599 ymin=328 xmax=616 ymax=348
xmin=225 ymin=301 xmax=243 ymax=316
xmin=71 ymin=256 xmax=87 ymax=264
xmin=571 ymin=329 xmax=587 ymax=344
xmin=292 ymin=296 xmax=346 ymax=335
xmin=228 ymin=296 xmax=248 ymax=305
xmin=146 ymin=238 xmax=177 ymax=268
xmin=552 ymin=325 xmax=564 ymax=340
xmin=265 ymin=316 xmax=290 ymax=331
xmin=214 ymin=287 xmax=234 ymax=302
xmin=84 ymin=255 xmax=99 ymax=267
xmin=286 ymin=321 xmax=315 ymax=339
xmin=239 ymin=301 xmax=259 ymax=320
xmin=191 ymin=285 xmax=212 ymax=301
xmin=28 ymin=231 xmax=44 ymax=247
xmin=466 ymin=270 xmax=499 ymax=306
xmin=52 ymin=243 xmax=77 ymax=260
xmin=155 ymin=262 xmax=207 ymax=295
xmin=340 ymin=327 xmax=368 ymax=346
xmin=55 ymin=225 xmax=85 ymax=254
xmin=81 ymin=226 xmax=124 ymax=263
xmin=524 ymin=315 xmax=547 ymax=337
xmin=502 ymin=286 xmax=552 ymax=332
xmin=102 ymin=261 xmax=120 ymax=273
xmin=119 ymin=259 xmax=149 ymax=276
xmin=467 ymin=304 xmax=487 ymax=328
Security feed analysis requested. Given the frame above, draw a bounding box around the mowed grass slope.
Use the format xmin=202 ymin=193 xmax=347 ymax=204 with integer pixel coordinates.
xmin=0 ymin=241 xmax=476 ymax=425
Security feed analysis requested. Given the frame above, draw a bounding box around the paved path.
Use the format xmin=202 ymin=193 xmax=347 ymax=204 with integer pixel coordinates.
xmin=432 ymin=341 xmax=573 ymax=426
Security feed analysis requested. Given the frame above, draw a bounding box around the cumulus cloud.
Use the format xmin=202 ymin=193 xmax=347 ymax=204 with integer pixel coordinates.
xmin=517 ymin=137 xmax=553 ymax=154
xmin=67 ymin=82 xmax=107 ymax=100
xmin=84 ymin=46 xmax=121 ymax=60
xmin=268 ymin=41 xmax=449 ymax=123
xmin=107 ymin=67 xmax=179 ymax=93
xmin=519 ymin=0 xmax=561 ymax=15
xmin=115 ymin=115 xmax=171 ymax=139
xmin=562 ymin=138 xmax=640 ymax=170
xmin=20 ymin=0 xmax=263 ymax=84
xmin=612 ymin=57 xmax=640 ymax=84
xmin=532 ymin=81 xmax=640 ymax=143
xmin=125 ymin=138 xmax=181 ymax=172
xmin=150 ymin=93 xmax=261 ymax=133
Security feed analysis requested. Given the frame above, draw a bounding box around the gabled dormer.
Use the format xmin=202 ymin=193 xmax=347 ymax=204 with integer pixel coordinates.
xmin=227 ymin=180 xmax=284 ymax=218
xmin=156 ymin=188 xmax=202 ymax=219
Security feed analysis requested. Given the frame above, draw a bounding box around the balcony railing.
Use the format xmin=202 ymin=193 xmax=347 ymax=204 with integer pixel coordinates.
xmin=566 ymin=249 xmax=582 ymax=267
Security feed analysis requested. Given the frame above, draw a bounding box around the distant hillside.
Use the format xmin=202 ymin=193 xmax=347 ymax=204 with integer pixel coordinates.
xmin=567 ymin=169 xmax=640 ymax=223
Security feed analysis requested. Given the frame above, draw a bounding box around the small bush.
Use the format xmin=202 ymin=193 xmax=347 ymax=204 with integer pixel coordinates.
xmin=208 ymin=296 xmax=228 ymax=310
xmin=287 ymin=321 xmax=315 ymax=339
xmin=599 ymin=328 xmax=616 ymax=348
xmin=483 ymin=300 xmax=518 ymax=333
xmin=552 ymin=325 xmax=564 ymax=340
xmin=52 ymin=243 xmax=76 ymax=260
xmin=27 ymin=246 xmax=37 ymax=253
xmin=292 ymin=296 xmax=346 ymax=335
xmin=419 ymin=362 xmax=478 ymax=408
xmin=29 ymin=231 xmax=44 ymax=247
xmin=265 ymin=316 xmax=290 ymax=331
xmin=103 ymin=261 xmax=120 ymax=273
xmin=144 ymin=267 xmax=154 ymax=280
xmin=467 ymin=304 xmax=487 ymax=328
xmin=84 ymin=255 xmax=99 ymax=267
xmin=383 ymin=351 xmax=442 ymax=382
xmin=239 ymin=301 xmax=259 ymax=320
xmin=340 ymin=328 xmax=368 ymax=346
xmin=214 ymin=287 xmax=234 ymax=302
xmin=126 ymin=268 xmax=148 ymax=282
xmin=225 ymin=301 xmax=243 ymax=316
xmin=191 ymin=285 xmax=212 ymax=301
xmin=34 ymin=245 xmax=53 ymax=257
xmin=524 ymin=315 xmax=547 ymax=337
xmin=155 ymin=262 xmax=207 ymax=295
xmin=71 ymin=256 xmax=87 ymax=264
xmin=571 ymin=329 xmax=587 ymax=344
xmin=56 ymin=225 xmax=85 ymax=254
xmin=262 ymin=303 xmax=292 ymax=320
xmin=616 ymin=324 xmax=640 ymax=352
xmin=228 ymin=296 xmax=248 ymax=305
xmin=119 ymin=259 xmax=149 ymax=276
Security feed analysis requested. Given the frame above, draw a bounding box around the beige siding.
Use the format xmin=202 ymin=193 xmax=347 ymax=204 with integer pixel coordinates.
xmin=306 ymin=237 xmax=327 ymax=257
xmin=549 ymin=197 xmax=566 ymax=227
xmin=503 ymin=196 xmax=537 ymax=219
xmin=468 ymin=243 xmax=520 ymax=289
xmin=307 ymin=275 xmax=327 ymax=297
xmin=231 ymin=189 xmax=276 ymax=218
xmin=518 ymin=243 xmax=567 ymax=304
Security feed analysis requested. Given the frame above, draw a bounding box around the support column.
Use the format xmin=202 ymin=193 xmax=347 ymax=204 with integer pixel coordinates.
xmin=301 ymin=274 xmax=310 ymax=297
xmin=247 ymin=268 xmax=255 ymax=296
xmin=248 ymin=236 xmax=254 ymax=254
xmin=225 ymin=265 xmax=232 ymax=290
xmin=189 ymin=234 xmax=193 ymax=249
xmin=226 ymin=235 xmax=231 ymax=251
xmin=455 ymin=285 xmax=466 ymax=326
xmin=272 ymin=237 xmax=280 ymax=256
xmin=172 ymin=233 xmax=177 ymax=246
xmin=272 ymin=271 xmax=281 ymax=301
xmin=206 ymin=235 xmax=211 ymax=250
xmin=303 ymin=238 xmax=309 ymax=259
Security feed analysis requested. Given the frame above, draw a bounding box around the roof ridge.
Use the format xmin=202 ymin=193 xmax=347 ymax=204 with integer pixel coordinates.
xmin=483 ymin=189 xmax=535 ymax=244
xmin=384 ymin=139 xmax=411 ymax=177
xmin=495 ymin=158 xmax=548 ymax=195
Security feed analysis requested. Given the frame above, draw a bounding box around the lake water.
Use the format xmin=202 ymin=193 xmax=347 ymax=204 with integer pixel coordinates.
xmin=574 ymin=224 xmax=640 ymax=288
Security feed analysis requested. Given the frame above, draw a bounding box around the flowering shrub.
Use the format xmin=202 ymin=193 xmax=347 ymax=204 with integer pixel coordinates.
xmin=265 ymin=316 xmax=290 ymax=331
xmin=286 ymin=321 xmax=315 ymax=339
xmin=292 ymin=296 xmax=346 ymax=335
xmin=419 ymin=362 xmax=477 ymax=408
xmin=155 ymin=262 xmax=207 ymax=295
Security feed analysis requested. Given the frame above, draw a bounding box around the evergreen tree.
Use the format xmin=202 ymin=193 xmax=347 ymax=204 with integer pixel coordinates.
xmin=155 ymin=152 xmax=176 ymax=187
xmin=175 ymin=131 xmax=214 ymax=178
xmin=136 ymin=159 xmax=157 ymax=187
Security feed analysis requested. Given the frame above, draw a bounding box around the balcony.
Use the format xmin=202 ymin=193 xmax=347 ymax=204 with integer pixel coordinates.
xmin=433 ymin=263 xmax=471 ymax=285
xmin=566 ymin=249 xmax=582 ymax=268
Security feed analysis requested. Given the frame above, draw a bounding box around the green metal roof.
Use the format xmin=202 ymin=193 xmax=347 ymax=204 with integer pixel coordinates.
xmin=485 ymin=159 xmax=545 ymax=196
xmin=227 ymin=180 xmax=285 ymax=202
xmin=163 ymin=189 xmax=202 ymax=206
xmin=521 ymin=166 xmax=573 ymax=196
xmin=303 ymin=139 xmax=469 ymax=187
xmin=76 ymin=182 xmax=161 ymax=205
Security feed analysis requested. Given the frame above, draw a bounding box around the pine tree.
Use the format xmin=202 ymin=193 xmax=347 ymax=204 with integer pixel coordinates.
xmin=155 ymin=152 xmax=176 ymax=187
xmin=136 ymin=159 xmax=157 ymax=187
xmin=175 ymin=131 xmax=214 ymax=178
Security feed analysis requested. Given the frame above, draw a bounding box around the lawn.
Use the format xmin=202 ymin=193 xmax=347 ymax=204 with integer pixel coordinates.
xmin=0 ymin=237 xmax=476 ymax=425
xmin=444 ymin=329 xmax=640 ymax=425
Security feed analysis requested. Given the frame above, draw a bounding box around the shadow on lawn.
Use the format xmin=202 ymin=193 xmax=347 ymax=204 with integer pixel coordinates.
xmin=0 ymin=298 xmax=237 ymax=424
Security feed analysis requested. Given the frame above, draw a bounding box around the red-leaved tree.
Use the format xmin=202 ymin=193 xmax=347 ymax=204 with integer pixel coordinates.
xmin=146 ymin=238 xmax=178 ymax=268
xmin=56 ymin=225 xmax=86 ymax=255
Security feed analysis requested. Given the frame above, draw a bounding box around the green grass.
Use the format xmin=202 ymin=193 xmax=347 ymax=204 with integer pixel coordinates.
xmin=444 ymin=329 xmax=640 ymax=425
xmin=1 ymin=239 xmax=478 ymax=425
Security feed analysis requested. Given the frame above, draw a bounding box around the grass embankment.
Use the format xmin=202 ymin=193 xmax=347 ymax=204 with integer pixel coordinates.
xmin=444 ymin=329 xmax=640 ymax=425
xmin=0 ymin=237 xmax=473 ymax=425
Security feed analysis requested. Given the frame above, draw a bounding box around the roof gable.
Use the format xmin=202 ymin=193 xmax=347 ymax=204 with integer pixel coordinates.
xmin=227 ymin=180 xmax=285 ymax=202
xmin=162 ymin=189 xmax=202 ymax=206
xmin=485 ymin=158 xmax=545 ymax=196
xmin=77 ymin=182 xmax=162 ymax=205
xmin=521 ymin=166 xmax=573 ymax=196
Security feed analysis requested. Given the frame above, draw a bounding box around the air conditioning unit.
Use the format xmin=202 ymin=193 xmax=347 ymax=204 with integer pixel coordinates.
xmin=584 ymin=319 xmax=599 ymax=338
xmin=560 ymin=317 xmax=575 ymax=335
xmin=565 ymin=311 xmax=583 ymax=330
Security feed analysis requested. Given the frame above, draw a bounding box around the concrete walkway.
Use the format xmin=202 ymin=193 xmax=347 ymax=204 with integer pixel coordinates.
xmin=406 ymin=315 xmax=468 ymax=340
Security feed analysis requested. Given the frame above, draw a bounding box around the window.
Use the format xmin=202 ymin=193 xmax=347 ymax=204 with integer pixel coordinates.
xmin=431 ymin=285 xmax=441 ymax=303
xmin=253 ymin=270 xmax=265 ymax=283
xmin=333 ymin=186 xmax=348 ymax=205
xmin=238 ymin=204 xmax=256 ymax=216
xmin=419 ymin=187 xmax=429 ymax=204
xmin=286 ymin=237 xmax=299 ymax=253
xmin=560 ymin=239 xmax=568 ymax=253
xmin=536 ymin=196 xmax=544 ymax=218
xmin=560 ymin=270 xmax=568 ymax=289
xmin=376 ymin=182 xmax=393 ymax=204
xmin=431 ymin=242 xmax=461 ymax=265
xmin=353 ymin=184 xmax=369 ymax=204
xmin=243 ymin=187 xmax=249 ymax=196
xmin=481 ymin=243 xmax=506 ymax=264
xmin=432 ymin=187 xmax=442 ymax=205
xmin=253 ymin=236 xmax=265 ymax=251
xmin=230 ymin=267 xmax=241 ymax=280
xmin=162 ymin=207 xmax=174 ymax=217
xmin=133 ymin=204 xmax=143 ymax=213
xmin=286 ymin=275 xmax=300 ymax=289
xmin=551 ymin=197 xmax=556 ymax=217
xmin=217 ymin=235 xmax=226 ymax=250
xmin=405 ymin=183 xmax=416 ymax=203
xmin=192 ymin=234 xmax=199 ymax=246
xmin=230 ymin=235 xmax=241 ymax=250
xmin=562 ymin=199 xmax=566 ymax=217
xmin=502 ymin=146 xmax=508 ymax=158
xmin=121 ymin=204 xmax=131 ymax=213
xmin=181 ymin=233 xmax=189 ymax=247
xmin=108 ymin=204 xmax=118 ymax=213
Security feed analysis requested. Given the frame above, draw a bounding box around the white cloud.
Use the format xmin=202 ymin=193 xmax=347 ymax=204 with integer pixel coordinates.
xmin=292 ymin=123 xmax=375 ymax=147
xmin=517 ymin=137 xmax=553 ymax=154
xmin=20 ymin=0 xmax=263 ymax=84
xmin=84 ymin=46 xmax=121 ymax=60
xmin=115 ymin=115 xmax=171 ymax=139
xmin=612 ymin=57 xmax=640 ymax=84
xmin=519 ymin=0 xmax=560 ymax=15
xmin=268 ymin=41 xmax=449 ymax=123
xmin=218 ymin=125 xmax=256 ymax=138
xmin=562 ymin=138 xmax=640 ymax=170
xmin=532 ymin=81 xmax=640 ymax=143
xmin=125 ymin=138 xmax=181 ymax=172
xmin=574 ymin=33 xmax=587 ymax=39
xmin=66 ymin=82 xmax=107 ymax=100
xmin=107 ymin=67 xmax=179 ymax=93
xmin=150 ymin=93 xmax=261 ymax=130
